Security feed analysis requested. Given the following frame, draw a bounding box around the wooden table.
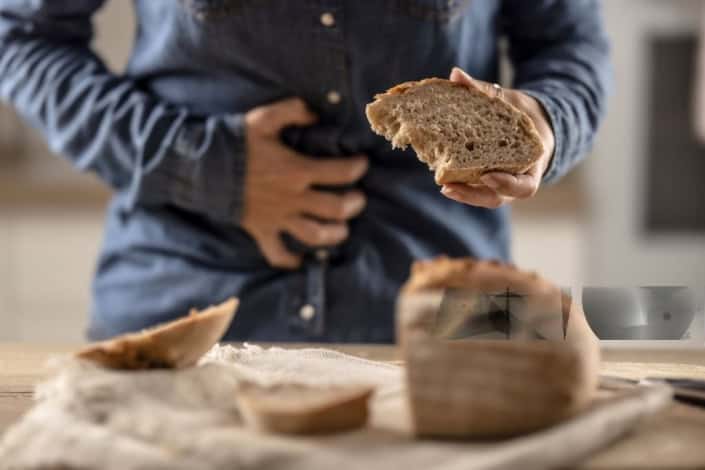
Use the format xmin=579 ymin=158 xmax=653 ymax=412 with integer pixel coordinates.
xmin=2 ymin=343 xmax=705 ymax=469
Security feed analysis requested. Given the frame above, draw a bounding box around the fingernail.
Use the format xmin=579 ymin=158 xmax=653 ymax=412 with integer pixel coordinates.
xmin=456 ymin=67 xmax=474 ymax=79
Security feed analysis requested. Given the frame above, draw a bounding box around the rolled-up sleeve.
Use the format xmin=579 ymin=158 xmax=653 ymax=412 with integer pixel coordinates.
xmin=0 ymin=0 xmax=246 ymax=222
xmin=500 ymin=0 xmax=611 ymax=184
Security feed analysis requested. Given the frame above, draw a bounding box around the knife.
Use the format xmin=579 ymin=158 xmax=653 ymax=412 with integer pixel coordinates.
xmin=641 ymin=377 xmax=705 ymax=408
xmin=602 ymin=375 xmax=705 ymax=409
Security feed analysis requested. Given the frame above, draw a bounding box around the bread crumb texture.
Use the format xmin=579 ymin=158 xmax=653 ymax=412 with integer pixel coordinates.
xmin=366 ymin=78 xmax=544 ymax=184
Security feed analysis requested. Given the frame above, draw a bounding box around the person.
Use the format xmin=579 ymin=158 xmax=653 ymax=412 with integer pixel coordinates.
xmin=0 ymin=1 xmax=610 ymax=342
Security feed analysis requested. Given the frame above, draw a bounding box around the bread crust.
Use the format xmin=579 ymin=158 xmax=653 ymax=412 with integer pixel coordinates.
xmin=402 ymin=256 xmax=552 ymax=295
xmin=76 ymin=298 xmax=238 ymax=370
xmin=377 ymin=77 xmax=467 ymax=98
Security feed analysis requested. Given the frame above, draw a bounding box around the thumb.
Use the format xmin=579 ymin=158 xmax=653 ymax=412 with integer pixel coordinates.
xmin=246 ymin=97 xmax=318 ymax=137
xmin=449 ymin=67 xmax=498 ymax=98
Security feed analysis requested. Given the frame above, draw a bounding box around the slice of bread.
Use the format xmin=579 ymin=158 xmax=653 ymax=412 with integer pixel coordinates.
xmin=366 ymin=78 xmax=544 ymax=185
xmin=76 ymin=298 xmax=238 ymax=370
xmin=397 ymin=257 xmax=599 ymax=438
xmin=236 ymin=382 xmax=374 ymax=435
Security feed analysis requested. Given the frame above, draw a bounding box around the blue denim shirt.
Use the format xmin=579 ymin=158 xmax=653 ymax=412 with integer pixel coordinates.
xmin=0 ymin=0 xmax=610 ymax=342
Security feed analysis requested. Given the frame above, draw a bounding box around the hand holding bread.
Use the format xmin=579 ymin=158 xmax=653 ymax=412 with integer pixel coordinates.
xmin=366 ymin=67 xmax=555 ymax=209
xmin=442 ymin=68 xmax=555 ymax=208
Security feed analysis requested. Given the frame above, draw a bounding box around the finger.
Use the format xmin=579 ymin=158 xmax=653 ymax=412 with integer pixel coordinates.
xmin=441 ymin=184 xmax=511 ymax=209
xmin=449 ymin=67 xmax=497 ymax=97
xmin=258 ymin=233 xmax=302 ymax=270
xmin=304 ymin=155 xmax=369 ymax=186
xmin=300 ymin=190 xmax=366 ymax=222
xmin=450 ymin=66 xmax=474 ymax=86
xmin=285 ymin=217 xmax=349 ymax=247
xmin=480 ymin=172 xmax=540 ymax=199
xmin=246 ymin=97 xmax=318 ymax=137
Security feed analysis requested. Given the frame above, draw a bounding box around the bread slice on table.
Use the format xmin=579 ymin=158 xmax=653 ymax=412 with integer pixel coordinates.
xmin=76 ymin=298 xmax=238 ymax=370
xmin=366 ymin=78 xmax=544 ymax=185
xmin=236 ymin=382 xmax=374 ymax=435
xmin=397 ymin=257 xmax=599 ymax=438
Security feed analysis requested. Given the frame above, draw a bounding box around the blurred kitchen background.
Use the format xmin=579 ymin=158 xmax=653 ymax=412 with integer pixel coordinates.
xmin=1 ymin=0 xmax=704 ymax=342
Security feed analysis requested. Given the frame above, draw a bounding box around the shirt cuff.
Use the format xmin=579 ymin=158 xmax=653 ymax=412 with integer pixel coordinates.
xmin=138 ymin=113 xmax=247 ymax=224
xmin=519 ymin=89 xmax=564 ymax=185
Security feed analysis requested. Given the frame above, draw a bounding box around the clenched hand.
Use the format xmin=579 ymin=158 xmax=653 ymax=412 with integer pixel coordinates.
xmin=242 ymin=98 xmax=369 ymax=269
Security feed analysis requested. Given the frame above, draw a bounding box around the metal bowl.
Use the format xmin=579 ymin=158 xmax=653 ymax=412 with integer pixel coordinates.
xmin=581 ymin=287 xmax=695 ymax=340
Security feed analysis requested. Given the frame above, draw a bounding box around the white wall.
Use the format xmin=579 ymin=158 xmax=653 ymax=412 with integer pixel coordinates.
xmin=585 ymin=0 xmax=705 ymax=289
xmin=512 ymin=214 xmax=585 ymax=288
xmin=94 ymin=0 xmax=134 ymax=72
xmin=0 ymin=218 xmax=15 ymax=341
xmin=0 ymin=209 xmax=104 ymax=342
xmin=0 ymin=1 xmax=132 ymax=342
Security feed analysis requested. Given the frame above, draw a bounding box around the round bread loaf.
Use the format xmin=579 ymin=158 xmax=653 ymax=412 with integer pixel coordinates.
xmin=397 ymin=257 xmax=599 ymax=438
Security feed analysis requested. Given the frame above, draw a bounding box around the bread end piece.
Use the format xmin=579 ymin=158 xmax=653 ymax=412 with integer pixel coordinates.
xmin=76 ymin=298 xmax=239 ymax=370
xmin=366 ymin=78 xmax=544 ymax=185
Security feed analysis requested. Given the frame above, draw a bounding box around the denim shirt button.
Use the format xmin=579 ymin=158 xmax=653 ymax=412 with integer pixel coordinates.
xmin=320 ymin=12 xmax=336 ymax=28
xmin=315 ymin=248 xmax=330 ymax=262
xmin=299 ymin=304 xmax=316 ymax=321
xmin=326 ymin=90 xmax=342 ymax=105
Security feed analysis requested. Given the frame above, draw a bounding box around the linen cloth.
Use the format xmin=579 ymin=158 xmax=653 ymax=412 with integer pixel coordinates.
xmin=0 ymin=345 xmax=670 ymax=470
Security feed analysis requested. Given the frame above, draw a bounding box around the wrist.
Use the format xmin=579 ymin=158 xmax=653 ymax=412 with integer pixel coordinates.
xmin=517 ymin=90 xmax=562 ymax=182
